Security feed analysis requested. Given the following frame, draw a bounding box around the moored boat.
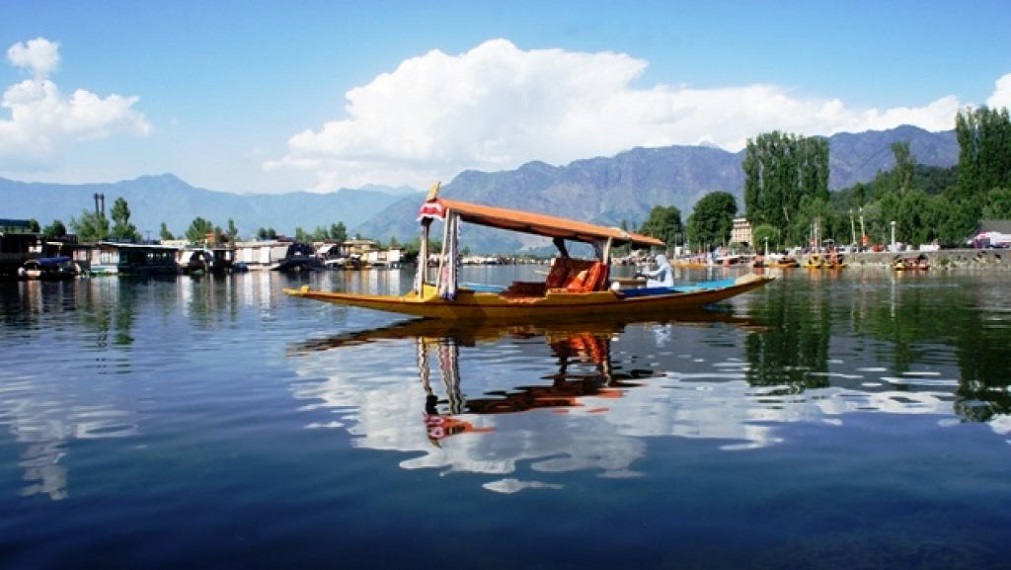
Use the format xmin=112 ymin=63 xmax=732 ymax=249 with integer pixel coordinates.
xmin=894 ymin=254 xmax=930 ymax=271
xmin=20 ymin=256 xmax=80 ymax=280
xmin=803 ymin=250 xmax=845 ymax=269
xmin=285 ymin=184 xmax=775 ymax=322
xmin=271 ymin=242 xmax=324 ymax=273
xmin=766 ymin=255 xmax=799 ymax=269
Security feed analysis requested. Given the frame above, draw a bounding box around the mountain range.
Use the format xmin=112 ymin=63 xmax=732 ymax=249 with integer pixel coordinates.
xmin=2 ymin=125 xmax=957 ymax=252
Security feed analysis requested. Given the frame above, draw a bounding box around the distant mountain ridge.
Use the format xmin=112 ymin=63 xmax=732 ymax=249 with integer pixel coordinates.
xmin=0 ymin=174 xmax=406 ymax=239
xmin=357 ymin=125 xmax=958 ymax=252
xmin=1 ymin=125 xmax=957 ymax=251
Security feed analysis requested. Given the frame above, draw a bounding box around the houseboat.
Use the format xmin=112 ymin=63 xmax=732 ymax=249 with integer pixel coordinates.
xmin=233 ymin=240 xmax=292 ymax=271
xmin=86 ymin=242 xmax=180 ymax=276
xmin=177 ymin=245 xmax=239 ymax=275
xmin=0 ymin=219 xmax=41 ymax=280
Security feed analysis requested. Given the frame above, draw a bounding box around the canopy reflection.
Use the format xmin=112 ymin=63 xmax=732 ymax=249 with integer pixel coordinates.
xmin=289 ymin=310 xmax=764 ymax=452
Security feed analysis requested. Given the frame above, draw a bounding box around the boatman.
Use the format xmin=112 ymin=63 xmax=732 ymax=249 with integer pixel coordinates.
xmin=638 ymin=254 xmax=674 ymax=287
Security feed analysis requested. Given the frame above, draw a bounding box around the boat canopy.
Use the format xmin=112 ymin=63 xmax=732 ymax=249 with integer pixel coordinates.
xmin=420 ymin=198 xmax=664 ymax=249
xmin=25 ymin=256 xmax=72 ymax=266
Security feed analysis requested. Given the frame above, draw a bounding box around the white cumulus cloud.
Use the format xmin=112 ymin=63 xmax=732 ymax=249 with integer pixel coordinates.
xmin=987 ymin=73 xmax=1011 ymax=109
xmin=0 ymin=37 xmax=151 ymax=171
xmin=270 ymin=39 xmax=1001 ymax=191
xmin=7 ymin=37 xmax=61 ymax=78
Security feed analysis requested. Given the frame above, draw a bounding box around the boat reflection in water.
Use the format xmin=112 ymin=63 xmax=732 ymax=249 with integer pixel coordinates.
xmin=288 ymin=311 xmax=768 ymax=491
xmin=416 ymin=324 xmax=652 ymax=444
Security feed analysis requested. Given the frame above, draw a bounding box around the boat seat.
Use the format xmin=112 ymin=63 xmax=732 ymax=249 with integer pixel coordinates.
xmin=564 ymin=261 xmax=608 ymax=292
xmin=545 ymin=257 xmax=587 ymax=288
xmin=546 ymin=258 xmax=609 ymax=293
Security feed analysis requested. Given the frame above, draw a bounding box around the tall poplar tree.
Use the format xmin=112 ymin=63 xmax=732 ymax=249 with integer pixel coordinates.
xmin=110 ymin=197 xmax=140 ymax=242
xmin=743 ymin=131 xmax=829 ymax=243
xmin=955 ymin=106 xmax=1011 ymax=206
xmin=891 ymin=141 xmax=914 ymax=196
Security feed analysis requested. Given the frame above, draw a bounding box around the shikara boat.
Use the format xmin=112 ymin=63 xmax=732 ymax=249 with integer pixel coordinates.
xmin=284 ymin=183 xmax=774 ymax=322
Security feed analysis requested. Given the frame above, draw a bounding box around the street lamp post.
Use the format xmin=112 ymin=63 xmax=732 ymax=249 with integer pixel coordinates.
xmin=890 ymin=220 xmax=897 ymax=252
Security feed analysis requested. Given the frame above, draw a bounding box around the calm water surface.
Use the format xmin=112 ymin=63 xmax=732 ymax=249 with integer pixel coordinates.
xmin=1 ymin=267 xmax=1009 ymax=569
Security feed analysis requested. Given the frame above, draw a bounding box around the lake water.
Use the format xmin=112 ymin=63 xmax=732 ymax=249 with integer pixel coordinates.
xmin=1 ymin=266 xmax=1009 ymax=569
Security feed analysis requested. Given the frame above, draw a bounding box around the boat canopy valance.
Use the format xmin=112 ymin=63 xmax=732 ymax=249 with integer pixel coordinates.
xmin=418 ymin=198 xmax=664 ymax=249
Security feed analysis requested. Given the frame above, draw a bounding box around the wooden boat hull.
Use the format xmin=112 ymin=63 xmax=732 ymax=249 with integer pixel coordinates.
xmin=894 ymin=263 xmax=929 ymax=271
xmin=285 ymin=273 xmax=773 ymax=322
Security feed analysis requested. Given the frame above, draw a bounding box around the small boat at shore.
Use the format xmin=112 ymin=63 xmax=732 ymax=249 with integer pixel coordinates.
xmin=285 ymin=184 xmax=774 ymax=322
xmin=271 ymin=242 xmax=324 ymax=273
xmin=803 ymin=250 xmax=846 ymax=269
xmin=754 ymin=254 xmax=799 ymax=269
xmin=894 ymin=254 xmax=930 ymax=271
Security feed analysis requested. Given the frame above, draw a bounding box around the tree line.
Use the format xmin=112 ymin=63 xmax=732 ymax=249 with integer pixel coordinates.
xmin=32 ymin=202 xmax=355 ymax=247
xmin=636 ymin=105 xmax=1011 ymax=252
xmin=30 ymin=201 xmax=418 ymax=257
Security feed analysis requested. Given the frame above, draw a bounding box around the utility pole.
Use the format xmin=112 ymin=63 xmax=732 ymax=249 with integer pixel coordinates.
xmin=849 ymin=209 xmax=857 ymax=247
xmin=859 ymin=207 xmax=866 ymax=248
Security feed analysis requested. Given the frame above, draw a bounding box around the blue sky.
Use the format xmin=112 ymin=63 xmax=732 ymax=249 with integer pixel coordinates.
xmin=1 ymin=0 xmax=1009 ymax=195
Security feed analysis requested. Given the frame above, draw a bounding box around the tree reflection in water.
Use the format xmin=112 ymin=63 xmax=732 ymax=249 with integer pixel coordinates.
xmin=742 ymin=269 xmax=1011 ymax=422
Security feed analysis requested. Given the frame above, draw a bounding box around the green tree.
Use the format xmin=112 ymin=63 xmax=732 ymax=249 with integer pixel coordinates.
xmin=955 ymin=106 xmax=1011 ymax=206
xmin=185 ymin=217 xmax=216 ymax=242
xmin=743 ymin=131 xmax=829 ymax=232
xmin=70 ymin=209 xmax=110 ymax=242
xmin=896 ymin=190 xmax=932 ymax=245
xmin=891 ymin=140 xmax=914 ymax=196
xmin=227 ymin=219 xmax=238 ymax=242
xmin=638 ymin=205 xmax=684 ymax=247
xmin=109 ymin=197 xmax=140 ymax=241
xmin=330 ymin=222 xmax=347 ymax=242
xmin=935 ymin=196 xmax=982 ymax=246
xmin=984 ymin=188 xmax=1011 ymax=219
xmin=42 ymin=219 xmax=67 ymax=237
xmin=256 ymin=227 xmax=277 ymax=240
xmin=159 ymin=222 xmax=175 ymax=241
xmin=686 ymin=191 xmax=737 ymax=250
xmin=788 ymin=195 xmax=836 ymax=247
xmin=751 ymin=224 xmax=781 ymax=253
